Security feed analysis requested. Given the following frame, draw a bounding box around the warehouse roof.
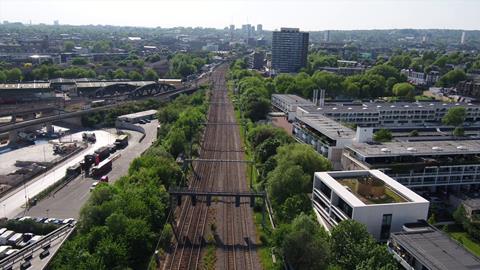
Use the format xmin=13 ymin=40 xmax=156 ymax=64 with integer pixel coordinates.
xmin=391 ymin=227 xmax=480 ymax=270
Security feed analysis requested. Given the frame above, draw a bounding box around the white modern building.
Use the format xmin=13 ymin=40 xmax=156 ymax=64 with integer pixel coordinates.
xmin=271 ymin=94 xmax=314 ymax=121
xmin=312 ymin=170 xmax=429 ymax=241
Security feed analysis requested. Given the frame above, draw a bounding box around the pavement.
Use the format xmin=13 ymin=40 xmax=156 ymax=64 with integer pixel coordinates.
xmin=0 ymin=130 xmax=114 ymax=219
xmin=21 ymin=120 xmax=158 ymax=220
xmin=0 ymin=142 xmax=57 ymax=175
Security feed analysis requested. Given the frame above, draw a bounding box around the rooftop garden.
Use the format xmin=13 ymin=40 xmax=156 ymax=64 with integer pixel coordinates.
xmin=337 ymin=175 xmax=408 ymax=204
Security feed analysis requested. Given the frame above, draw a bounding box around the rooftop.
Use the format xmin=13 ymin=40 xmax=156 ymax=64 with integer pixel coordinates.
xmin=272 ymin=94 xmax=314 ymax=106
xmin=118 ymin=110 xmax=157 ymax=119
xmin=315 ymin=170 xmax=427 ymax=207
xmin=348 ymin=140 xmax=480 ymax=158
xmin=391 ymin=226 xmax=480 ymax=270
xmin=296 ymin=114 xmax=355 ymax=140
xmin=297 ymin=100 xmax=480 ymax=115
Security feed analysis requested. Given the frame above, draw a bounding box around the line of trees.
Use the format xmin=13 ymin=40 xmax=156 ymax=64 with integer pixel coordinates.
xmin=229 ymin=61 xmax=398 ymax=268
xmin=0 ymin=65 xmax=160 ymax=82
xmin=51 ymin=91 xmax=207 ymax=269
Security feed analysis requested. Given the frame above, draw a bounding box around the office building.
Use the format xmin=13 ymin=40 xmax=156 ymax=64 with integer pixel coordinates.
xmin=388 ymin=222 xmax=480 ymax=270
xmin=272 ymin=28 xmax=309 ymax=73
xmin=342 ymin=140 xmax=480 ymax=189
xmin=248 ymin=51 xmax=265 ymax=70
xmin=312 ymin=170 xmax=429 ymax=241
xmin=461 ymin=31 xmax=466 ymax=44
xmin=256 ymin=24 xmax=263 ymax=33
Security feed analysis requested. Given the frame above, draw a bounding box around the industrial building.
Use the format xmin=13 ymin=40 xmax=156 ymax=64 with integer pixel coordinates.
xmin=312 ymin=170 xmax=429 ymax=241
xmin=271 ymin=28 xmax=309 ymax=73
xmin=342 ymin=140 xmax=480 ymax=189
xmin=388 ymin=222 xmax=480 ymax=270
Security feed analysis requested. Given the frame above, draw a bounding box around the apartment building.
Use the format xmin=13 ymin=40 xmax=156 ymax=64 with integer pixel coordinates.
xmin=312 ymin=170 xmax=429 ymax=241
xmin=342 ymin=140 xmax=480 ymax=189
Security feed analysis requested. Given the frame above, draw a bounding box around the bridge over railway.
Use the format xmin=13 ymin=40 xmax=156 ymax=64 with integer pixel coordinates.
xmin=0 ymin=85 xmax=199 ymax=134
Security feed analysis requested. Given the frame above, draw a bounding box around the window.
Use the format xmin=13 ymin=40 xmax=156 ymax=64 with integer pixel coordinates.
xmin=337 ymin=197 xmax=353 ymax=218
xmin=380 ymin=214 xmax=392 ymax=240
xmin=319 ymin=181 xmax=332 ymax=199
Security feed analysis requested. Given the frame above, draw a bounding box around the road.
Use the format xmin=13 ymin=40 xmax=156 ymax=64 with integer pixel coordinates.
xmin=0 ymin=130 xmax=113 ymax=218
xmin=22 ymin=121 xmax=158 ymax=219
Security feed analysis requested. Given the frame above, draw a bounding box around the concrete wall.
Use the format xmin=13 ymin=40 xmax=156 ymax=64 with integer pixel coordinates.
xmin=115 ymin=120 xmax=145 ymax=135
xmin=353 ymin=201 xmax=429 ymax=240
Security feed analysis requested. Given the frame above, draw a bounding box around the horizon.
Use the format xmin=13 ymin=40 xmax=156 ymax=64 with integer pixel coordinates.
xmin=0 ymin=0 xmax=479 ymax=31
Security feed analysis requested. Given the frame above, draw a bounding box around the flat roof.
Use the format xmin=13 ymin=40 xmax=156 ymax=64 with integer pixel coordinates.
xmin=297 ymin=100 xmax=480 ymax=115
xmin=0 ymin=82 xmax=50 ymax=90
xmin=391 ymin=227 xmax=480 ymax=270
xmin=348 ymin=140 xmax=480 ymax=158
xmin=315 ymin=170 xmax=428 ymax=207
xmin=272 ymin=94 xmax=314 ymax=106
xmin=118 ymin=110 xmax=157 ymax=119
xmin=297 ymin=114 xmax=355 ymax=140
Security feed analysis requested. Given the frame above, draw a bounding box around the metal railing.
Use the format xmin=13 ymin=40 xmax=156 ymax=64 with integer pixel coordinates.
xmin=0 ymin=224 xmax=74 ymax=269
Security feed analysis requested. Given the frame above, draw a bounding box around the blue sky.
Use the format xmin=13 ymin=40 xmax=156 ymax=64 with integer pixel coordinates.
xmin=0 ymin=0 xmax=479 ymax=30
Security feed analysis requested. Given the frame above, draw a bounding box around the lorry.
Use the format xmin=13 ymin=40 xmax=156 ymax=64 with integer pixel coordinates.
xmin=66 ymin=163 xmax=82 ymax=177
xmin=94 ymin=146 xmax=110 ymax=163
xmin=82 ymin=133 xmax=96 ymax=143
xmin=90 ymin=159 xmax=112 ymax=178
xmin=114 ymin=134 xmax=129 ymax=149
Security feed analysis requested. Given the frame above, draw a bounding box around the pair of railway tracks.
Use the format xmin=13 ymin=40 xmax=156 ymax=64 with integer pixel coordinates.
xmin=164 ymin=64 xmax=259 ymax=270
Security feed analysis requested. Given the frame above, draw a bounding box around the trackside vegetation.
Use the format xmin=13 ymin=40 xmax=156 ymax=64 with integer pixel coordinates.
xmin=229 ymin=59 xmax=399 ymax=269
xmin=50 ymin=91 xmax=207 ymax=269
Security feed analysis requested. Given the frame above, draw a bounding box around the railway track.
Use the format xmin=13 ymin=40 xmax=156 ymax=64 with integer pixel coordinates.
xmin=163 ymin=64 xmax=260 ymax=270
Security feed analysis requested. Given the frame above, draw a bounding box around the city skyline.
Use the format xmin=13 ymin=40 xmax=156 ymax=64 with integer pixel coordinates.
xmin=1 ymin=0 xmax=479 ymax=31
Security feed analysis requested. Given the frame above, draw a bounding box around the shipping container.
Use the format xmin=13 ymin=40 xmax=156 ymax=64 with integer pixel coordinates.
xmin=91 ymin=159 xmax=112 ymax=178
xmin=94 ymin=146 xmax=110 ymax=162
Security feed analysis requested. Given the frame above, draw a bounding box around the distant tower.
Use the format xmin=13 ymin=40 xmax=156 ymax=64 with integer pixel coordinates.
xmin=461 ymin=31 xmax=466 ymax=44
xmin=256 ymin=24 xmax=263 ymax=33
xmin=324 ymin=30 xmax=330 ymax=42
xmin=422 ymin=35 xmax=427 ymax=43
xmin=54 ymin=20 xmax=59 ymax=26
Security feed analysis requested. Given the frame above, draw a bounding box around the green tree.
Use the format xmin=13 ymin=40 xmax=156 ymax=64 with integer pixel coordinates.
xmin=392 ymin=82 xmax=415 ymax=97
xmin=330 ymin=220 xmax=397 ymax=270
xmin=64 ymin=41 xmax=75 ymax=52
xmin=128 ymin=70 xmax=144 ymax=81
xmin=437 ymin=69 xmax=467 ymax=87
xmin=113 ymin=68 xmax=127 ymax=79
xmin=72 ymin=57 xmax=88 ymax=65
xmin=6 ymin=68 xmax=23 ymax=82
xmin=267 ymin=165 xmax=311 ymax=206
xmin=373 ymin=129 xmax=392 ymax=142
xmin=453 ymin=127 xmax=465 ymax=137
xmin=273 ymin=213 xmax=330 ymax=269
xmin=442 ymin=107 xmax=466 ymax=127
xmin=144 ymin=68 xmax=158 ymax=81
xmin=0 ymin=70 xmax=6 ymax=83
